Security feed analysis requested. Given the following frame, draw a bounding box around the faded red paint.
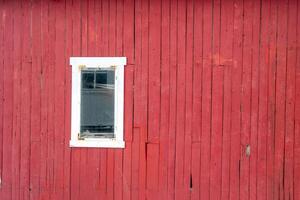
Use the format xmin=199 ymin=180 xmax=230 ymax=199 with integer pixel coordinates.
xmin=0 ymin=0 xmax=300 ymax=199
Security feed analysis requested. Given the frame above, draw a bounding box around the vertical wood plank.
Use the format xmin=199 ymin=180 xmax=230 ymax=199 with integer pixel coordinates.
xmin=131 ymin=128 xmax=140 ymax=200
xmin=147 ymin=0 xmax=161 ymax=198
xmin=133 ymin=0 xmax=142 ymax=129
xmin=11 ymin=0 xmax=22 ymax=199
xmin=294 ymin=0 xmax=300 ymax=198
xmin=121 ymin=0 xmax=134 ymax=198
xmin=138 ymin=0 xmax=149 ymax=199
xmin=20 ymin=1 xmax=32 ymax=199
xmin=123 ymin=0 xmax=134 ymax=142
xmin=191 ymin=1 xmax=203 ymax=198
xmin=70 ymin=0 xmax=82 ymax=199
xmin=183 ymin=0 xmax=194 ymax=199
xmin=200 ymin=0 xmax=213 ymax=199
xmin=210 ymin=0 xmax=223 ymax=199
xmin=174 ymin=0 xmax=186 ymax=198
xmin=266 ymin=0 xmax=277 ymax=199
xmin=192 ymin=0 xmax=203 ymax=144
xmin=146 ymin=143 xmax=160 ymax=199
xmin=122 ymin=0 xmax=134 ymax=196
xmin=158 ymin=0 xmax=170 ymax=198
xmin=46 ymin=1 xmax=56 ymax=198
xmin=167 ymin=0 xmax=177 ymax=199
xmin=132 ymin=1 xmax=142 ymax=199
xmin=148 ymin=0 xmax=161 ymax=143
xmin=114 ymin=25 xmax=124 ymax=200
xmin=2 ymin=0 xmax=13 ymax=199
xmin=191 ymin=143 xmax=200 ymax=200
xmin=257 ymin=0 xmax=270 ymax=199
xmin=230 ymin=0 xmax=243 ymax=199
xmin=53 ymin=1 xmax=65 ymax=199
xmin=0 ymin=1 xmax=3 ymax=198
xmin=123 ymin=142 xmax=132 ymax=200
xmin=249 ymin=0 xmax=261 ymax=199
xmin=294 ymin=0 xmax=300 ymax=199
xmin=39 ymin=1 xmax=50 ymax=199
xmin=30 ymin=0 xmax=42 ymax=199
xmin=284 ymin=0 xmax=297 ymax=199
xmin=63 ymin=0 xmax=73 ymax=199
xmin=274 ymin=0 xmax=288 ymax=199
xmin=240 ymin=0 xmax=253 ymax=199
xmin=220 ymin=0 xmax=234 ymax=199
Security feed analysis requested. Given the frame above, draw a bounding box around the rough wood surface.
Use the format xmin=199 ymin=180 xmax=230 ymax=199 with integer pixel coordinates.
xmin=0 ymin=0 xmax=299 ymax=199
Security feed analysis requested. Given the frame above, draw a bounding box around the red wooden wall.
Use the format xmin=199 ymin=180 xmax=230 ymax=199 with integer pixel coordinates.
xmin=0 ymin=0 xmax=300 ymax=199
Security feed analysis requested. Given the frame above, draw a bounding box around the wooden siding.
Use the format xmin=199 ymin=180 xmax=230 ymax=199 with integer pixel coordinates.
xmin=0 ymin=0 xmax=299 ymax=199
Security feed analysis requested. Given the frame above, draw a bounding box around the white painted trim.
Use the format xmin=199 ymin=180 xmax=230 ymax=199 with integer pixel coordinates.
xmin=70 ymin=139 xmax=125 ymax=148
xmin=70 ymin=57 xmax=126 ymax=148
xmin=70 ymin=57 xmax=126 ymax=68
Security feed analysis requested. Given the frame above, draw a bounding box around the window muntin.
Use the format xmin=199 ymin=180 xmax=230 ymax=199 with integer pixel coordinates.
xmin=70 ymin=57 xmax=126 ymax=148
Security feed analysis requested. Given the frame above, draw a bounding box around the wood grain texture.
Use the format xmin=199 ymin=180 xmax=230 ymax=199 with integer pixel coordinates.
xmin=0 ymin=0 xmax=299 ymax=200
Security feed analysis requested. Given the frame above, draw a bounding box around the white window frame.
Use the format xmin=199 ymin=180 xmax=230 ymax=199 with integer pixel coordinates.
xmin=70 ymin=57 xmax=126 ymax=148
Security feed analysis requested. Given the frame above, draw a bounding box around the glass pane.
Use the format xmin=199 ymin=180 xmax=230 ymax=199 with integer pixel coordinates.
xmin=96 ymin=70 xmax=115 ymax=88
xmin=80 ymin=69 xmax=115 ymax=138
xmin=82 ymin=72 xmax=94 ymax=89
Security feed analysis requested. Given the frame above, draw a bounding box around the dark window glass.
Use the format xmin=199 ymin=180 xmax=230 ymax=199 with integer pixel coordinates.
xmin=82 ymin=72 xmax=94 ymax=89
xmin=80 ymin=69 xmax=115 ymax=138
xmin=96 ymin=72 xmax=107 ymax=84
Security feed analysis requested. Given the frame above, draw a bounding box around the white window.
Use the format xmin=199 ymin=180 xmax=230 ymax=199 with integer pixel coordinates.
xmin=70 ymin=57 xmax=126 ymax=148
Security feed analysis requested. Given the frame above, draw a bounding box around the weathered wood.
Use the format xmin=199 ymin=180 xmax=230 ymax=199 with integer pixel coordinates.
xmin=0 ymin=1 xmax=298 ymax=200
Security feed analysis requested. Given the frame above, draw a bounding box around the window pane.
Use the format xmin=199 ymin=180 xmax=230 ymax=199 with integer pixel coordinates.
xmin=82 ymin=72 xmax=94 ymax=89
xmin=96 ymin=72 xmax=107 ymax=84
xmin=80 ymin=69 xmax=115 ymax=138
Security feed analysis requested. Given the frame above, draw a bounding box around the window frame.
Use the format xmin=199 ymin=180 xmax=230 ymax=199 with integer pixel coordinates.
xmin=70 ymin=57 xmax=126 ymax=148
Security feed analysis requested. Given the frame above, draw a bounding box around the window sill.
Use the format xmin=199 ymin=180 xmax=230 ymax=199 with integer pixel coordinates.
xmin=70 ymin=139 xmax=125 ymax=148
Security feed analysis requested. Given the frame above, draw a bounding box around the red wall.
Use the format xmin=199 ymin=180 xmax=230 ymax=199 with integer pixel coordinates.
xmin=0 ymin=0 xmax=300 ymax=199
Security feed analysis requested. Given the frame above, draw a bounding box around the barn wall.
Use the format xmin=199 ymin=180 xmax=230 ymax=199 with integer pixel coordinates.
xmin=0 ymin=0 xmax=300 ymax=199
